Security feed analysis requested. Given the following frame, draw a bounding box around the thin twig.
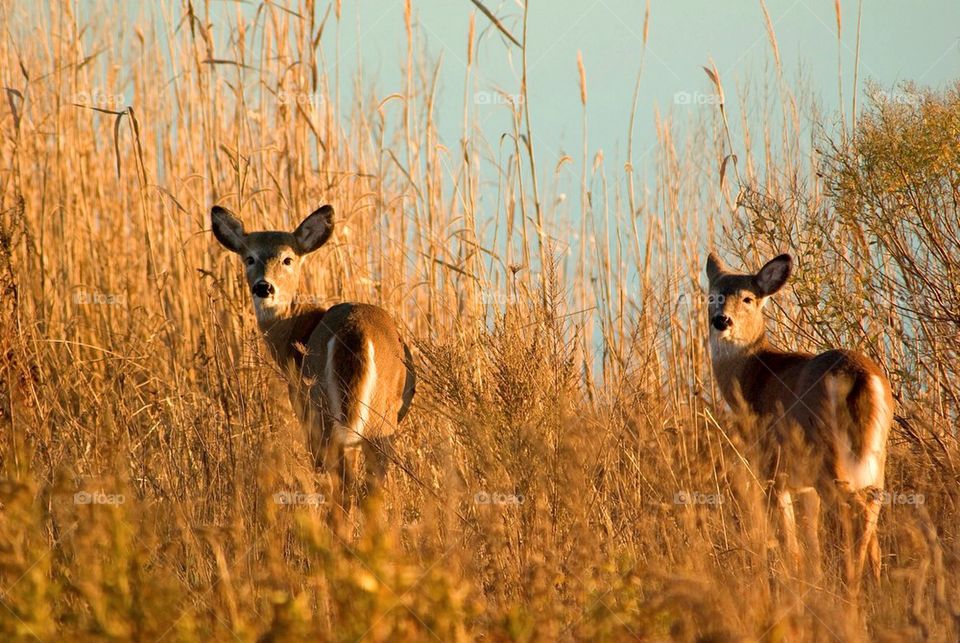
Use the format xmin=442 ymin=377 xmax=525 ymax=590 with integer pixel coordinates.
xmin=468 ymin=0 xmax=521 ymax=48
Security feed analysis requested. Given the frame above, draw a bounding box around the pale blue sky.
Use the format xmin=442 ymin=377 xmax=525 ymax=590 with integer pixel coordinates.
xmin=322 ymin=1 xmax=958 ymax=179
xmin=65 ymin=0 xmax=959 ymax=220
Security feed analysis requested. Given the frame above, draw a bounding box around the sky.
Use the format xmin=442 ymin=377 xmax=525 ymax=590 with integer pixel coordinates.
xmin=63 ymin=0 xmax=958 ymax=236
xmin=75 ymin=0 xmax=958 ymax=204
xmin=317 ymin=0 xmax=959 ymax=182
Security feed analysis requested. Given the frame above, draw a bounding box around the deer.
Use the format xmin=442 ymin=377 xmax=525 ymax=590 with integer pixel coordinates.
xmin=211 ymin=204 xmax=416 ymax=506
xmin=705 ymin=252 xmax=892 ymax=592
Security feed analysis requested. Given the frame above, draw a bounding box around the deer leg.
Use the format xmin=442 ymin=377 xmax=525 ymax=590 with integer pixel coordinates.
xmin=868 ymin=531 xmax=881 ymax=584
xmin=795 ymin=487 xmax=822 ymax=582
xmin=301 ymin=402 xmax=328 ymax=471
xmin=856 ymin=488 xmax=883 ymax=586
xmin=868 ymin=523 xmax=881 ymax=584
xmin=835 ymin=481 xmax=860 ymax=595
xmin=777 ymin=490 xmax=801 ymax=576
xmin=363 ymin=437 xmax=393 ymax=487
xmin=322 ymin=445 xmax=363 ymax=539
xmin=305 ymin=415 xmax=338 ymax=502
xmin=352 ymin=437 xmax=393 ymax=517
xmin=341 ymin=445 xmax=362 ymax=501
xmin=310 ymin=438 xmax=343 ymax=536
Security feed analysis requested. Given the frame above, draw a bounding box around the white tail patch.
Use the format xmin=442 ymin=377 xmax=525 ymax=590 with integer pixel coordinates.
xmin=324 ymin=337 xmax=342 ymax=421
xmin=835 ymin=376 xmax=891 ymax=491
xmin=352 ymin=341 xmax=378 ymax=443
xmin=328 ymin=339 xmax=377 ymax=447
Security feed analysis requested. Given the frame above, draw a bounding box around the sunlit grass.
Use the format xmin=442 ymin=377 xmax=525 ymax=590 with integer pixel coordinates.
xmin=0 ymin=1 xmax=957 ymax=640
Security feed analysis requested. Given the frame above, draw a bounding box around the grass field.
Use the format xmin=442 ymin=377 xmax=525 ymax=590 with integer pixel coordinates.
xmin=1 ymin=1 xmax=958 ymax=640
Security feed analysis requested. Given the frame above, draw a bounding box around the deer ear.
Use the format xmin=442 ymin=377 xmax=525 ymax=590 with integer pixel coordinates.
xmin=293 ymin=205 xmax=334 ymax=255
xmin=755 ymin=254 xmax=792 ymax=296
xmin=211 ymin=206 xmax=246 ymax=253
xmin=705 ymin=252 xmax=725 ymax=282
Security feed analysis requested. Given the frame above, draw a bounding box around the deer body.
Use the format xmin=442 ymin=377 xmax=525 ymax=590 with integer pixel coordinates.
xmin=211 ymin=204 xmax=415 ymax=490
xmin=262 ymin=301 xmax=413 ymax=453
xmin=706 ymin=253 xmax=892 ymax=589
xmin=710 ymin=342 xmax=891 ymax=493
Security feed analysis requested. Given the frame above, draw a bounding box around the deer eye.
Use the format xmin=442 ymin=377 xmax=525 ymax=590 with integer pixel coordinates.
xmin=245 ymin=256 xmax=255 ymax=266
xmin=283 ymin=257 xmax=293 ymax=266
xmin=743 ymin=296 xmax=754 ymax=304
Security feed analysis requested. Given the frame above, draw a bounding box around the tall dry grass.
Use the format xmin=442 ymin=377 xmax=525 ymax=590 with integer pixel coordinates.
xmin=0 ymin=1 xmax=957 ymax=640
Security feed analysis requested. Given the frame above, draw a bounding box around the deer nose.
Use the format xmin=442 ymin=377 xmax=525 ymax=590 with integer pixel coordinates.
xmin=252 ymin=281 xmax=275 ymax=298
xmin=711 ymin=314 xmax=733 ymax=331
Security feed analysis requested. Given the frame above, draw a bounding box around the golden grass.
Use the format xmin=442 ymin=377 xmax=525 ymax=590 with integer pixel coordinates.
xmin=0 ymin=1 xmax=957 ymax=640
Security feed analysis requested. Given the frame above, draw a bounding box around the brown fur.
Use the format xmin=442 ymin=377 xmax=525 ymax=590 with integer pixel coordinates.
xmin=212 ymin=205 xmax=416 ymax=494
xmin=706 ymin=252 xmax=892 ymax=591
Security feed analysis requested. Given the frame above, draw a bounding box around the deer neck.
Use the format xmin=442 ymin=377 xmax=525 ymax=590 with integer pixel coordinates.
xmin=709 ymin=332 xmax=770 ymax=407
xmin=255 ymin=297 xmax=327 ymax=369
